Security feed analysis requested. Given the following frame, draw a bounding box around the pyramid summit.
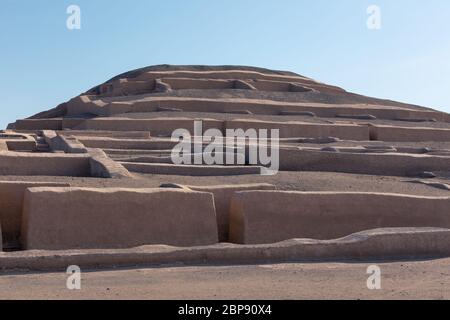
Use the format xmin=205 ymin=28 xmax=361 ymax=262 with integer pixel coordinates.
xmin=1 ymin=64 xmax=450 ymax=272
xmin=9 ymin=64 xmax=442 ymax=126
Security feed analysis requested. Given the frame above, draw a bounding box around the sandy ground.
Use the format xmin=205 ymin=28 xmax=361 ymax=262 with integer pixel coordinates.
xmin=1 ymin=258 xmax=449 ymax=300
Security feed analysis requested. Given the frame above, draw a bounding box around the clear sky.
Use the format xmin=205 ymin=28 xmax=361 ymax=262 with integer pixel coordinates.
xmin=1 ymin=0 xmax=449 ymax=128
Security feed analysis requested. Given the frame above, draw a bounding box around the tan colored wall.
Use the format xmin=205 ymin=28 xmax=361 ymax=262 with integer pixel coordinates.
xmin=164 ymin=78 xmax=234 ymax=90
xmin=60 ymin=130 xmax=151 ymax=139
xmin=226 ymin=119 xmax=370 ymax=140
xmin=250 ymin=80 xmax=292 ymax=92
xmin=134 ymin=70 xmax=309 ymax=83
xmin=21 ymin=187 xmax=219 ymax=250
xmin=0 ymin=141 xmax=8 ymax=151
xmin=279 ymin=148 xmax=450 ymax=176
xmin=76 ymin=118 xmax=224 ymax=136
xmin=5 ymin=140 xmax=37 ymax=151
xmin=79 ymin=137 xmax=179 ymax=150
xmin=2 ymin=228 xmax=450 ymax=271
xmin=133 ymin=70 xmax=345 ymax=94
xmin=122 ymin=162 xmax=262 ymax=176
xmin=0 ymin=181 xmax=70 ymax=249
xmin=127 ymin=98 xmax=445 ymax=121
xmin=89 ymin=149 xmax=133 ymax=179
xmin=0 ymin=152 xmax=91 ymax=176
xmin=229 ymin=191 xmax=450 ymax=244
xmin=65 ymin=95 xmax=109 ymax=116
xmin=111 ymin=79 xmax=155 ymax=96
xmin=371 ymin=125 xmax=450 ymax=142
xmin=63 ymin=95 xmax=445 ymax=121
xmin=186 ymin=184 xmax=277 ymax=242
xmin=49 ymin=135 xmax=88 ymax=153
xmin=14 ymin=119 xmax=63 ymax=130
xmin=62 ymin=118 xmax=88 ymax=129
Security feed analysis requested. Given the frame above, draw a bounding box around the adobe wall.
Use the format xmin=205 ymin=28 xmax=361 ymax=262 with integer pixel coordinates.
xmin=44 ymin=133 xmax=88 ymax=153
xmin=110 ymin=79 xmax=155 ymax=96
xmin=0 ymin=151 xmax=91 ymax=176
xmin=119 ymin=98 xmax=445 ymax=121
xmin=0 ymin=141 xmax=8 ymax=151
xmin=65 ymin=95 xmax=109 ymax=116
xmin=89 ymin=149 xmax=133 ymax=179
xmin=161 ymin=78 xmax=311 ymax=92
xmin=14 ymin=119 xmax=63 ymax=131
xmin=79 ymin=137 xmax=180 ymax=150
xmin=279 ymin=148 xmax=450 ymax=176
xmin=0 ymin=181 xmax=70 ymax=249
xmin=119 ymin=152 xmax=241 ymax=165
xmin=133 ymin=70 xmax=346 ymax=93
xmin=40 ymin=133 xmax=132 ymax=178
xmin=250 ymin=80 xmax=292 ymax=92
xmin=226 ymin=119 xmax=370 ymax=140
xmin=121 ymin=162 xmax=262 ymax=176
xmin=185 ymin=183 xmax=277 ymax=242
xmin=164 ymin=78 xmax=234 ymax=90
xmin=229 ymin=191 xmax=450 ymax=244
xmin=76 ymin=118 xmax=224 ymax=136
xmin=3 ymin=227 xmax=450 ymax=270
xmin=62 ymin=94 xmax=445 ymax=122
xmin=371 ymin=125 xmax=450 ymax=142
xmin=21 ymin=187 xmax=218 ymax=250
xmin=134 ymin=70 xmax=310 ymax=83
xmin=62 ymin=118 xmax=89 ymax=129
xmin=59 ymin=130 xmax=151 ymax=139
xmin=5 ymin=139 xmax=37 ymax=152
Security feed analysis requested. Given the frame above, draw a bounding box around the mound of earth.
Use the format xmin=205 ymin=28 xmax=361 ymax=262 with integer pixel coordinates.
xmin=1 ymin=65 xmax=450 ymax=274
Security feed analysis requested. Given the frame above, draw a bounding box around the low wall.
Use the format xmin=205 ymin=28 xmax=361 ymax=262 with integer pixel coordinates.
xmin=60 ymin=130 xmax=151 ymax=139
xmin=279 ymin=148 xmax=450 ymax=176
xmin=122 ymin=162 xmax=262 ymax=176
xmin=89 ymin=149 xmax=133 ymax=179
xmin=14 ymin=119 xmax=63 ymax=130
xmin=79 ymin=137 xmax=179 ymax=150
xmin=226 ymin=119 xmax=370 ymax=140
xmin=0 ymin=181 xmax=70 ymax=249
xmin=21 ymin=187 xmax=219 ymax=250
xmin=163 ymin=78 xmax=310 ymax=92
xmin=185 ymin=184 xmax=277 ymax=242
xmin=98 ymin=98 xmax=445 ymax=121
xmin=5 ymin=140 xmax=36 ymax=151
xmin=250 ymin=80 xmax=292 ymax=92
xmin=110 ymin=79 xmax=155 ymax=96
xmin=41 ymin=133 xmax=132 ymax=179
xmin=76 ymin=118 xmax=224 ymax=136
xmin=0 ymin=152 xmax=91 ymax=176
xmin=2 ymin=228 xmax=450 ymax=271
xmin=0 ymin=141 xmax=7 ymax=151
xmin=229 ymin=191 xmax=450 ymax=244
xmin=62 ymin=94 xmax=445 ymax=121
xmin=135 ymin=70 xmax=309 ymax=83
xmin=44 ymin=133 xmax=88 ymax=153
xmin=117 ymin=152 xmax=240 ymax=164
xmin=0 ymin=134 xmax=36 ymax=152
xmin=371 ymin=125 xmax=450 ymax=142
xmin=164 ymin=78 xmax=234 ymax=90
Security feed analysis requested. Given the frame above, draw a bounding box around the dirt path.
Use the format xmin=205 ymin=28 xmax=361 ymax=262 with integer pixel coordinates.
xmin=1 ymin=258 xmax=449 ymax=300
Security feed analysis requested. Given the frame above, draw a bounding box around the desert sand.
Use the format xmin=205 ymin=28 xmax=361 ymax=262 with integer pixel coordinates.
xmin=1 ymin=259 xmax=449 ymax=300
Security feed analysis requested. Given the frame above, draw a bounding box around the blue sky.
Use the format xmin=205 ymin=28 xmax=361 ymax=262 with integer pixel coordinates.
xmin=1 ymin=0 xmax=449 ymax=128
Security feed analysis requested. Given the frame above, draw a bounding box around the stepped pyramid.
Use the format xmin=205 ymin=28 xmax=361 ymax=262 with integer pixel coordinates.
xmin=1 ymin=65 xmax=450 ymax=271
